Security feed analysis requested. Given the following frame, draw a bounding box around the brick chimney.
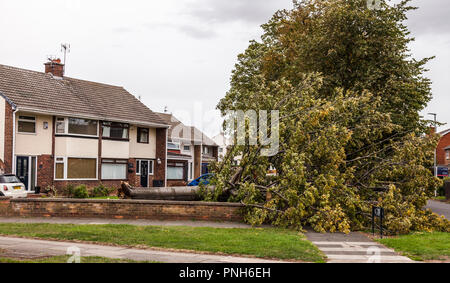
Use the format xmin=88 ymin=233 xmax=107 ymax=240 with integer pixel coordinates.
xmin=44 ymin=58 xmax=64 ymax=77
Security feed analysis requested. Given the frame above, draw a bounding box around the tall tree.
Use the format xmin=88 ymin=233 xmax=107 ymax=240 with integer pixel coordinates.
xmin=208 ymin=0 xmax=449 ymax=234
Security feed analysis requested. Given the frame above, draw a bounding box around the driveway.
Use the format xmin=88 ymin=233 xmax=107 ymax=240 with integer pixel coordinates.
xmin=426 ymin=200 xmax=450 ymax=220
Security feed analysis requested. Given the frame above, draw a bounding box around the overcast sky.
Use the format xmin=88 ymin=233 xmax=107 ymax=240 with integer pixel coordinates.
xmin=0 ymin=0 xmax=448 ymax=136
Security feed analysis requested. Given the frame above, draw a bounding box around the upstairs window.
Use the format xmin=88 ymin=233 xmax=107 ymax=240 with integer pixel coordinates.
xmin=56 ymin=118 xmax=66 ymax=134
xmin=168 ymin=142 xmax=180 ymax=150
xmin=446 ymin=150 xmax=450 ymax=160
xmin=203 ymin=146 xmax=210 ymax=155
xmin=102 ymin=122 xmax=129 ymax=140
xmin=69 ymin=118 xmax=98 ymax=136
xmin=18 ymin=116 xmax=36 ymax=134
xmin=137 ymin=128 xmax=149 ymax=144
xmin=183 ymin=145 xmax=191 ymax=151
xmin=56 ymin=117 xmax=98 ymax=137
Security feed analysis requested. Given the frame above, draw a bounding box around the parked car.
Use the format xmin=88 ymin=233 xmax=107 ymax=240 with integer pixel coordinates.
xmin=0 ymin=174 xmax=27 ymax=198
xmin=188 ymin=174 xmax=214 ymax=187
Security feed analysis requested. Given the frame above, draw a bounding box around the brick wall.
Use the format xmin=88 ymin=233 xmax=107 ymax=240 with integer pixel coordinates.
xmin=194 ymin=145 xmax=201 ymax=179
xmin=2 ymin=198 xmax=244 ymax=222
xmin=167 ymin=180 xmax=188 ymax=187
xmin=37 ymin=155 xmax=53 ymax=189
xmin=437 ymin=133 xmax=450 ymax=166
xmin=3 ymin=103 xmax=13 ymax=173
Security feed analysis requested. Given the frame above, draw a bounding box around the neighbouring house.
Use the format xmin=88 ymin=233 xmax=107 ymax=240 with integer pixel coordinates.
xmin=0 ymin=59 xmax=169 ymax=193
xmin=436 ymin=128 xmax=450 ymax=177
xmin=157 ymin=113 xmax=218 ymax=186
xmin=212 ymin=132 xmax=228 ymax=162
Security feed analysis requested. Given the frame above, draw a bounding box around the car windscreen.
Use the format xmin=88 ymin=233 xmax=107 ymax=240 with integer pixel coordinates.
xmin=0 ymin=175 xmax=21 ymax=184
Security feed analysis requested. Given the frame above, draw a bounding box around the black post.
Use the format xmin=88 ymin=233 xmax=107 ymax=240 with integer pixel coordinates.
xmin=380 ymin=208 xmax=384 ymax=239
xmin=372 ymin=207 xmax=375 ymax=236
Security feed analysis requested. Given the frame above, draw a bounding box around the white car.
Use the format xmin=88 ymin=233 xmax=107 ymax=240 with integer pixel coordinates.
xmin=0 ymin=174 xmax=28 ymax=198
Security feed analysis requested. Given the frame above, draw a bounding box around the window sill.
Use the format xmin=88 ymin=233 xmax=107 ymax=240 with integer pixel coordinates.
xmin=102 ymin=137 xmax=130 ymax=142
xmin=55 ymin=134 xmax=99 ymax=139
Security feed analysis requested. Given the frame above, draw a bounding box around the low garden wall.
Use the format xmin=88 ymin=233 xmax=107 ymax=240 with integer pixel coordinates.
xmin=0 ymin=197 xmax=244 ymax=222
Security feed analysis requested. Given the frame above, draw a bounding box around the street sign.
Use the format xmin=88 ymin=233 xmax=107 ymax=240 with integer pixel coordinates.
xmin=437 ymin=167 xmax=449 ymax=177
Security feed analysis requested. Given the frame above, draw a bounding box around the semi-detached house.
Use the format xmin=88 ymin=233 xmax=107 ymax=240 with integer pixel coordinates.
xmin=157 ymin=113 xmax=219 ymax=186
xmin=0 ymin=59 xmax=169 ymax=193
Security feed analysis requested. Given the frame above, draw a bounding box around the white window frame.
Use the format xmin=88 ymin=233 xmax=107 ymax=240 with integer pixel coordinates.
xmin=101 ymin=159 xmax=128 ymax=180
xmin=183 ymin=145 xmax=191 ymax=152
xmin=17 ymin=115 xmax=37 ymax=134
xmin=446 ymin=151 xmax=450 ymax=160
xmin=54 ymin=156 xmax=98 ymax=181
xmin=55 ymin=117 xmax=99 ymax=138
xmin=136 ymin=160 xmax=154 ymax=176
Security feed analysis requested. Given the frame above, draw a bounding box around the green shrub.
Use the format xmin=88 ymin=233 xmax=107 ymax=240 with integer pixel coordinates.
xmin=90 ymin=184 xmax=116 ymax=198
xmin=63 ymin=184 xmax=75 ymax=197
xmin=73 ymin=185 xmax=89 ymax=199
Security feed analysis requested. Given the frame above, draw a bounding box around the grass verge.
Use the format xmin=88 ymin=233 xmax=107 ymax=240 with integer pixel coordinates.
xmin=377 ymin=232 xmax=450 ymax=261
xmin=0 ymin=223 xmax=324 ymax=262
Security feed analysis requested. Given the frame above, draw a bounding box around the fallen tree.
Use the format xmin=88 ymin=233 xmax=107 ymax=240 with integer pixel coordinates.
xmin=204 ymin=0 xmax=450 ymax=234
xmin=119 ymin=182 xmax=203 ymax=201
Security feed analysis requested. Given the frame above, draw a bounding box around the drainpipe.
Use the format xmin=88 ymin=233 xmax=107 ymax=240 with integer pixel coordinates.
xmin=11 ymin=107 xmax=18 ymax=174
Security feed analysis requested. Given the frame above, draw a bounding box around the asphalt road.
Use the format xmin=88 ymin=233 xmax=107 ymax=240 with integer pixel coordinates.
xmin=426 ymin=200 xmax=450 ymax=220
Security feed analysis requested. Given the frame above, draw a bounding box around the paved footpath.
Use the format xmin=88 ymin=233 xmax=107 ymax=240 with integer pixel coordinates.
xmin=0 ymin=236 xmax=284 ymax=263
xmin=0 ymin=217 xmax=252 ymax=228
xmin=305 ymin=231 xmax=414 ymax=263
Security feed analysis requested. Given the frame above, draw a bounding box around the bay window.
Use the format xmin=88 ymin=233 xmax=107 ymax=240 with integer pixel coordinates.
xmin=55 ymin=117 xmax=98 ymax=136
xmin=67 ymin=158 xmax=97 ymax=179
xmin=55 ymin=157 xmax=65 ymax=180
xmin=55 ymin=157 xmax=97 ymax=180
xmin=102 ymin=122 xmax=129 ymax=140
xmin=167 ymin=162 xmax=185 ymax=180
xmin=101 ymin=159 xmax=127 ymax=180
xmin=168 ymin=142 xmax=180 ymax=150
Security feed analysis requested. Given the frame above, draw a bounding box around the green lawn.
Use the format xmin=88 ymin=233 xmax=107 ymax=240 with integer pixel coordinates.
xmin=0 ymin=223 xmax=324 ymax=262
xmin=377 ymin=232 xmax=450 ymax=261
xmin=0 ymin=255 xmax=153 ymax=263
xmin=88 ymin=196 xmax=119 ymax=200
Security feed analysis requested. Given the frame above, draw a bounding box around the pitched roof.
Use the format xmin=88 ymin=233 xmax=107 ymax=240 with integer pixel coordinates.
xmin=156 ymin=113 xmax=217 ymax=146
xmin=0 ymin=64 xmax=168 ymax=127
xmin=439 ymin=128 xmax=450 ymax=137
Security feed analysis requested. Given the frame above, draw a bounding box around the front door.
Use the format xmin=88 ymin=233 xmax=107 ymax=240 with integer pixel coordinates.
xmin=16 ymin=156 xmax=29 ymax=190
xmin=140 ymin=161 xmax=149 ymax=187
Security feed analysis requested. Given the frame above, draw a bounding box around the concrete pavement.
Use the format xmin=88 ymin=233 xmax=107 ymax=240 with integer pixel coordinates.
xmin=0 ymin=217 xmax=253 ymax=228
xmin=0 ymin=236 xmax=285 ymax=263
xmin=305 ymin=231 xmax=414 ymax=263
xmin=426 ymin=200 xmax=450 ymax=220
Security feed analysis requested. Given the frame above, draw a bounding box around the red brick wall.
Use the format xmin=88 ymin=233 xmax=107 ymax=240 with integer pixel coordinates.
xmin=194 ymin=145 xmax=201 ymax=179
xmin=37 ymin=155 xmax=54 ymax=189
xmin=3 ymin=198 xmax=244 ymax=222
xmin=167 ymin=180 xmax=188 ymax=187
xmin=437 ymin=133 xmax=450 ymax=166
xmin=155 ymin=128 xmax=167 ymax=185
xmin=3 ymin=103 xmax=13 ymax=173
